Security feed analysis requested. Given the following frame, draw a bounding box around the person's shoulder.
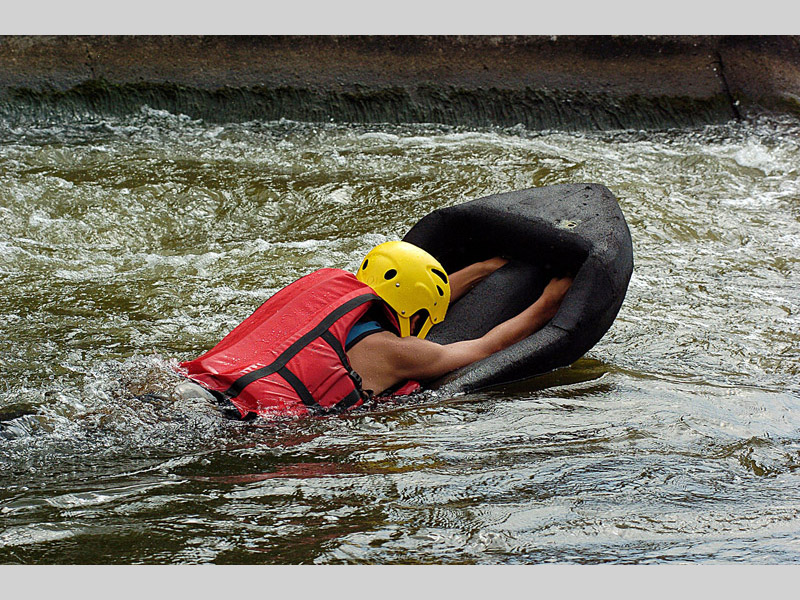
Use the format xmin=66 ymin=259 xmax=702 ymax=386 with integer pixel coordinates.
xmin=352 ymin=330 xmax=438 ymax=355
xmin=377 ymin=333 xmax=445 ymax=365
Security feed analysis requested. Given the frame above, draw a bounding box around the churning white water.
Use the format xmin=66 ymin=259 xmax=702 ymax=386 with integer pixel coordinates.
xmin=1 ymin=107 xmax=799 ymax=563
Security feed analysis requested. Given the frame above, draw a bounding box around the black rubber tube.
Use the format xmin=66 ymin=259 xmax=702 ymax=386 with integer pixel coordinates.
xmin=403 ymin=183 xmax=634 ymax=394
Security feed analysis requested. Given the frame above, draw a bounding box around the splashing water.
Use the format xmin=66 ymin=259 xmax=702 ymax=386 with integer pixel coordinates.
xmin=1 ymin=106 xmax=799 ymax=563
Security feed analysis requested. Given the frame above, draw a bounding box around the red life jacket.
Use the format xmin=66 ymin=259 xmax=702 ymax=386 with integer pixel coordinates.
xmin=180 ymin=268 xmax=420 ymax=418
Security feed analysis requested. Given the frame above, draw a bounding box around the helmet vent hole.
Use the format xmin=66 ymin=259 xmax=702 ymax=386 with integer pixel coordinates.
xmin=437 ymin=286 xmax=444 ymax=296
xmin=361 ymin=259 xmax=369 ymax=271
xmin=384 ymin=269 xmax=397 ymax=280
xmin=431 ymin=268 xmax=448 ymax=284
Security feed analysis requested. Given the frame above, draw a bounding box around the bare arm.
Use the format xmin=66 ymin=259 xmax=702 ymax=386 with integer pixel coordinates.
xmin=348 ymin=276 xmax=572 ymax=394
xmin=448 ymin=257 xmax=509 ymax=302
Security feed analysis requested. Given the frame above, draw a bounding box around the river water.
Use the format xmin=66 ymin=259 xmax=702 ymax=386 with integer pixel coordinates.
xmin=0 ymin=106 xmax=798 ymax=564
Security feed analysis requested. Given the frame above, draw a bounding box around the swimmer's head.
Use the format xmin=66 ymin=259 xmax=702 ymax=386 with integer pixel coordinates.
xmin=356 ymin=241 xmax=450 ymax=339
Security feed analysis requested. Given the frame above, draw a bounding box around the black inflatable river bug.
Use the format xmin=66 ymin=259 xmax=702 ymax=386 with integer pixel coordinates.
xmin=402 ymin=183 xmax=634 ymax=395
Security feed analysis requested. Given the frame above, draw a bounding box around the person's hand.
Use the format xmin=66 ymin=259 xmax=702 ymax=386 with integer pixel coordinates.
xmin=449 ymin=257 xmax=510 ymax=303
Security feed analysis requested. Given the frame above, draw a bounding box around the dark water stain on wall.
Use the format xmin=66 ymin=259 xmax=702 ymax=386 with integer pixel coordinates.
xmin=2 ymin=80 xmax=736 ymax=131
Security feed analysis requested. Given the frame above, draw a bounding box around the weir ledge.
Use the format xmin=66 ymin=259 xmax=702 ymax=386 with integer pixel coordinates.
xmin=0 ymin=35 xmax=799 ymax=130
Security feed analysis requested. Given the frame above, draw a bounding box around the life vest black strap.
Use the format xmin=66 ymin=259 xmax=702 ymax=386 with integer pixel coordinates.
xmin=321 ymin=330 xmax=368 ymax=393
xmin=276 ymin=367 xmax=363 ymax=416
xmin=276 ymin=366 xmax=318 ymax=411
xmin=225 ymin=293 xmax=379 ymax=399
xmin=331 ymin=388 xmax=363 ymax=412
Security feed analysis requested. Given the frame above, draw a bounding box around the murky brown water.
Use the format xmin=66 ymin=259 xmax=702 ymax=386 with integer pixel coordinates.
xmin=1 ymin=108 xmax=798 ymax=563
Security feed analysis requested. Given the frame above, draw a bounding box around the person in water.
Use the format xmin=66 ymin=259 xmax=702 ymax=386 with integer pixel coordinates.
xmin=177 ymin=241 xmax=572 ymax=418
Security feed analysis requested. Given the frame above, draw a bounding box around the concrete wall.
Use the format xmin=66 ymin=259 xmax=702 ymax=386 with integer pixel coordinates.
xmin=1 ymin=36 xmax=798 ymax=129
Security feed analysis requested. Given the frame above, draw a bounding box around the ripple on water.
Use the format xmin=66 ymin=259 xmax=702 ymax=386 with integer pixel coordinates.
xmin=1 ymin=110 xmax=799 ymax=563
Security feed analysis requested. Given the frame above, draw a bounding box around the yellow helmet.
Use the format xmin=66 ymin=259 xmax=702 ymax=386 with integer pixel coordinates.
xmin=356 ymin=241 xmax=450 ymax=339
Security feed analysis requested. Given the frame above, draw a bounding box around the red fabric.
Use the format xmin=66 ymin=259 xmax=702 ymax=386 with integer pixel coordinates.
xmin=385 ymin=380 xmax=422 ymax=397
xmin=180 ymin=269 xmax=419 ymax=418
